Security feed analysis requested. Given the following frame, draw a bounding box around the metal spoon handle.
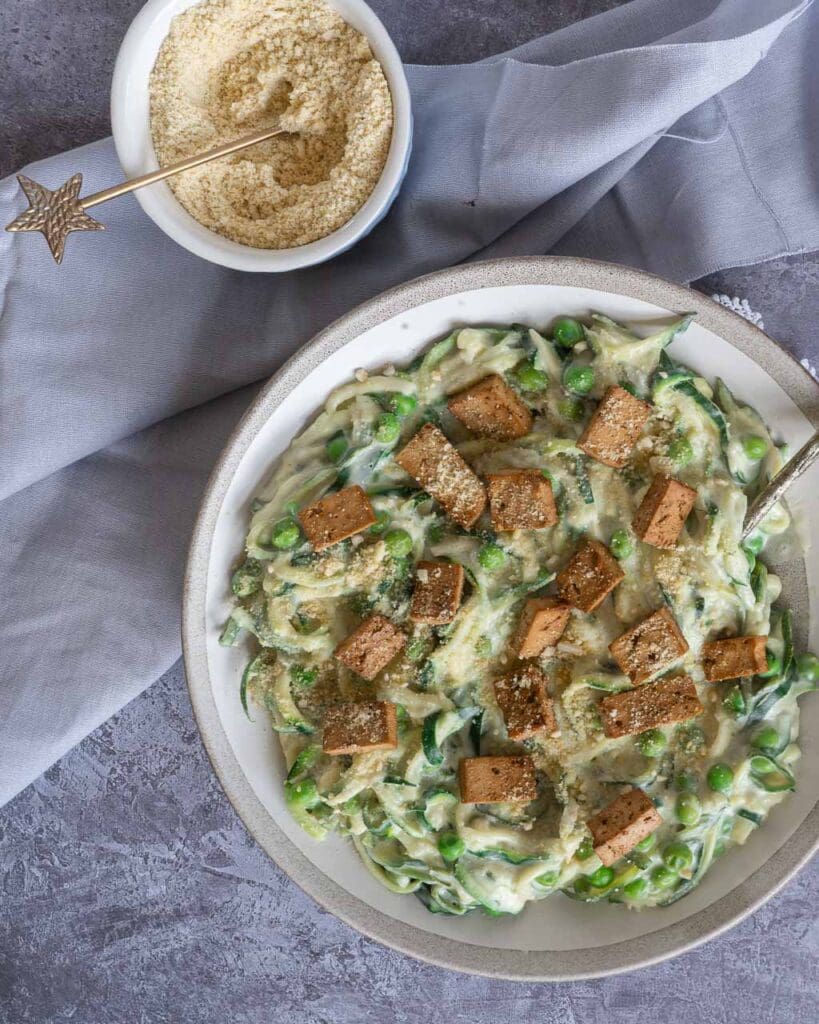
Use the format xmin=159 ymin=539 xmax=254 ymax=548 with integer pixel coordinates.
xmin=80 ymin=124 xmax=286 ymax=209
xmin=743 ymin=431 xmax=819 ymax=538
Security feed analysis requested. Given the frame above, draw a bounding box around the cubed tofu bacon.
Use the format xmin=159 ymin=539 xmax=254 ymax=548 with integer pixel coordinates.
xmin=514 ymin=597 xmax=571 ymax=659
xmin=322 ymin=701 xmax=398 ymax=755
xmin=556 ymin=538 xmax=625 ymax=613
xmin=587 ymin=788 xmax=662 ymax=866
xmin=493 ymin=664 xmax=558 ymax=741
xmin=600 ymin=675 xmax=703 ymax=739
xmin=578 ymin=386 xmax=652 ymax=468
xmin=632 ymin=474 xmax=697 ymax=549
xmin=486 ymin=470 xmax=558 ymax=532
xmin=299 ymin=485 xmax=376 ymax=551
xmin=409 ymin=561 xmax=465 ymax=625
xmin=395 ymin=423 xmax=486 ymax=529
xmin=334 ymin=614 xmax=406 ymax=681
xmin=609 ymin=607 xmax=689 ymax=684
xmin=447 ymin=375 xmax=533 ymax=441
xmin=459 ymin=755 xmax=537 ymax=804
xmin=702 ymin=635 xmax=768 ymax=682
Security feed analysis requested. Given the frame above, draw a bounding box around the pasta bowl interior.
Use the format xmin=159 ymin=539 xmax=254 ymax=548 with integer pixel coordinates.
xmin=183 ymin=257 xmax=819 ymax=980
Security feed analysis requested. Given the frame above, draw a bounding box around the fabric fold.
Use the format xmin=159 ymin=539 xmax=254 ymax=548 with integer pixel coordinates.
xmin=0 ymin=0 xmax=817 ymax=805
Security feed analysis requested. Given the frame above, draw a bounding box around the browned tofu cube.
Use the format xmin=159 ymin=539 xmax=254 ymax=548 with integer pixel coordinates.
xmin=555 ymin=538 xmax=625 ymax=612
xmin=587 ymin=788 xmax=662 ymax=866
xmin=299 ymin=485 xmax=376 ymax=551
xmin=600 ymin=674 xmax=703 ymax=738
xmin=609 ymin=607 xmax=689 ymax=684
xmin=409 ymin=561 xmax=465 ymax=625
xmin=334 ymin=614 xmax=406 ymax=680
xmin=322 ymin=701 xmax=398 ymax=755
xmin=395 ymin=423 xmax=486 ymax=529
xmin=448 ymin=374 xmax=533 ymax=441
xmin=514 ymin=597 xmax=571 ymax=658
xmin=702 ymin=635 xmax=768 ymax=682
xmin=486 ymin=470 xmax=558 ymax=531
xmin=578 ymin=386 xmax=652 ymax=468
xmin=458 ymin=755 xmax=537 ymax=804
xmin=493 ymin=664 xmax=558 ymax=741
xmin=632 ymin=474 xmax=697 ymax=549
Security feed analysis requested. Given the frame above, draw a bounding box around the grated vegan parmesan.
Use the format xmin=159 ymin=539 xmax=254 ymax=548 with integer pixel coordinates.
xmin=149 ymin=0 xmax=393 ymax=249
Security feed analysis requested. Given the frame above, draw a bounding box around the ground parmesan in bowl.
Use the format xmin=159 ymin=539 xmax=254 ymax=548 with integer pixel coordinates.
xmin=148 ymin=0 xmax=393 ymax=249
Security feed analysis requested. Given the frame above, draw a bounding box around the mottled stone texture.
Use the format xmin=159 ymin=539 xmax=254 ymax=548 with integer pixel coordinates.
xmin=1 ymin=0 xmax=818 ymax=1020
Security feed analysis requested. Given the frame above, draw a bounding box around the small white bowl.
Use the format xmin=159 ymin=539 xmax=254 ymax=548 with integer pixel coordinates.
xmin=110 ymin=0 xmax=412 ymax=272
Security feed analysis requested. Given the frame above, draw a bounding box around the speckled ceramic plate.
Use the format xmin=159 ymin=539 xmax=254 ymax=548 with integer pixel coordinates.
xmin=182 ymin=257 xmax=819 ymax=980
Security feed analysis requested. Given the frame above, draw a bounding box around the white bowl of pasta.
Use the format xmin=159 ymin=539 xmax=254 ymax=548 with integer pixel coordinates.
xmin=183 ymin=256 xmax=819 ymax=980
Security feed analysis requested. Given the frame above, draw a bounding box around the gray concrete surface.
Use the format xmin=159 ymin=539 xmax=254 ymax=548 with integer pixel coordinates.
xmin=1 ymin=1 xmax=818 ymax=1021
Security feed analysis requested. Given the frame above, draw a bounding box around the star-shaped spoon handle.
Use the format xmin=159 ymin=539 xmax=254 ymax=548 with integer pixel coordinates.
xmin=5 ymin=124 xmax=286 ymax=263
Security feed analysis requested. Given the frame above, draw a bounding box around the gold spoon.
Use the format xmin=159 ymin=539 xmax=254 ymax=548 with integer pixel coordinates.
xmin=5 ymin=124 xmax=287 ymax=263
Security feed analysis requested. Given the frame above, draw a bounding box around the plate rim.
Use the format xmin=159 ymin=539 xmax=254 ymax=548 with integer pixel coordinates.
xmin=182 ymin=255 xmax=819 ymax=981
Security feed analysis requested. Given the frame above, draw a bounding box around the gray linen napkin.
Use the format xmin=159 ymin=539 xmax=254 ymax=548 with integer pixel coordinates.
xmin=0 ymin=0 xmax=816 ymax=805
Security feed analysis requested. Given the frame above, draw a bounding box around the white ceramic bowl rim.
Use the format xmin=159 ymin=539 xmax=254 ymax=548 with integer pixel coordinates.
xmin=110 ymin=0 xmax=412 ymax=272
xmin=183 ymin=256 xmax=819 ymax=981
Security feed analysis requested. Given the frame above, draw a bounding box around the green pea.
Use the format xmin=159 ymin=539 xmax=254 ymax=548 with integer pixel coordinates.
xmin=635 ymin=833 xmax=656 ymax=853
xmin=750 ymin=755 xmax=777 ymax=775
xmin=478 ymin=543 xmax=505 ymax=571
xmin=375 ymin=412 xmax=401 ymax=444
xmin=675 ymin=770 xmax=697 ymax=792
xmin=668 ymin=436 xmax=694 ymax=467
xmin=384 ymin=529 xmax=413 ymax=558
xmin=573 ymin=877 xmax=593 ymax=896
xmin=797 ymin=652 xmax=819 ymax=682
xmin=326 ymin=434 xmax=348 ymax=463
xmin=588 ymin=866 xmax=615 ymax=888
xmin=707 ymin=762 xmax=734 ymax=793
xmin=576 ymin=837 xmax=595 ymax=860
xmin=622 ymin=877 xmax=648 ymax=900
xmin=744 ymin=533 xmax=764 ymax=555
xmin=390 ymin=393 xmax=418 ymax=417
xmin=558 ymin=397 xmax=586 ymax=422
xmin=534 ymin=871 xmax=559 ymax=888
xmin=651 ymin=865 xmax=678 ymax=889
xmin=662 ymin=842 xmax=694 ymax=872
xmin=437 ymin=832 xmax=465 ymax=863
xmin=285 ymin=778 xmax=320 ymax=809
xmin=742 ymin=435 xmax=768 ymax=460
xmin=553 ymin=317 xmax=585 ymax=348
xmin=370 ymin=509 xmax=390 ymax=535
xmin=514 ymin=362 xmax=549 ymax=392
xmin=271 ymin=518 xmax=301 ymax=549
xmin=563 ymin=364 xmax=595 ymax=395
xmin=722 ymin=685 xmax=746 ymax=717
xmin=610 ymin=529 xmax=633 ymax=560
xmin=675 ymin=793 xmax=701 ymax=826
xmin=751 ymin=726 xmax=780 ymax=751
xmin=637 ymin=728 xmax=667 ymax=758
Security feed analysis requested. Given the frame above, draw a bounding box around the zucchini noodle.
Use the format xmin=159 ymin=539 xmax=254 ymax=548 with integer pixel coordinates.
xmin=223 ymin=315 xmax=816 ymax=917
